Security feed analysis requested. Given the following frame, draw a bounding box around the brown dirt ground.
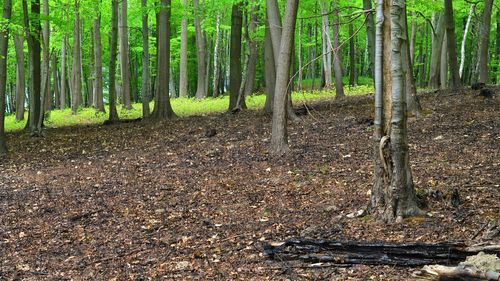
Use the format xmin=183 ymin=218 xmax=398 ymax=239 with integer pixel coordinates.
xmin=0 ymin=90 xmax=499 ymax=280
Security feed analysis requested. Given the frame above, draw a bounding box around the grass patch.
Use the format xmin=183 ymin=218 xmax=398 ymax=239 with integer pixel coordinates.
xmin=5 ymin=86 xmax=374 ymax=132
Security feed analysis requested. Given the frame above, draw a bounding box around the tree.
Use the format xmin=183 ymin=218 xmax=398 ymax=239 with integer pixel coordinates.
xmin=264 ymin=19 xmax=276 ymax=113
xmin=119 ymin=0 xmax=132 ymax=109
xmin=179 ymin=0 xmax=188 ymax=98
xmin=459 ymin=4 xmax=475 ymax=79
xmin=370 ymin=0 xmax=421 ymax=223
xmin=193 ymin=0 xmax=207 ymax=99
xmin=477 ymin=0 xmax=493 ymax=84
xmin=94 ymin=2 xmax=105 ymax=112
xmin=108 ymin=0 xmax=119 ymax=122
xmin=332 ymin=0 xmax=344 ymax=98
xmin=443 ymin=0 xmax=461 ymax=90
xmin=270 ymin=0 xmax=299 ymax=155
xmin=244 ymin=5 xmax=259 ymax=96
xmin=151 ymin=0 xmax=175 ymax=119
xmin=141 ymin=0 xmax=151 ymax=116
xmin=229 ymin=3 xmax=244 ymax=111
xmin=363 ymin=0 xmax=375 ymax=77
xmin=319 ymin=0 xmax=332 ymax=88
xmin=38 ymin=0 xmax=50 ymax=131
xmin=71 ymin=0 xmax=82 ymax=114
xmin=428 ymin=13 xmax=445 ymax=89
xmin=0 ymin=0 xmax=12 ymax=155
xmin=14 ymin=35 xmax=25 ymax=121
xmin=60 ymin=35 xmax=67 ymax=110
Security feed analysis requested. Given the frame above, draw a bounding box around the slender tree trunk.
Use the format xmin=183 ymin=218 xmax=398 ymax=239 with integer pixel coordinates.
xmin=409 ymin=12 xmax=417 ymax=64
xmin=141 ymin=0 xmax=150 ymax=116
xmin=440 ymin=35 xmax=448 ymax=89
xmin=179 ymin=0 xmax=188 ymax=97
xmin=193 ymin=0 xmax=207 ymax=99
xmin=332 ymin=0 xmax=344 ymax=98
xmin=477 ymin=0 xmax=493 ymax=84
xmin=170 ymin=60 xmax=176 ymax=97
xmin=108 ymin=0 xmax=119 ymax=122
xmin=460 ymin=4 xmax=474 ymax=79
xmin=402 ymin=4 xmax=421 ymax=116
xmin=71 ymin=0 xmax=81 ymax=114
xmin=319 ymin=0 xmax=332 ymax=88
xmin=229 ymin=3 xmax=244 ymax=110
xmin=297 ymin=19 xmax=303 ymax=90
xmin=93 ymin=8 xmax=105 ymax=112
xmin=60 ymin=35 xmax=67 ymax=110
xmin=52 ymin=54 xmax=60 ymax=110
xmin=119 ymin=0 xmax=131 ymax=109
xmin=270 ymin=0 xmax=299 ymax=155
xmin=363 ymin=0 xmax=375 ymax=78
xmin=348 ymin=12 xmax=356 ymax=87
xmin=428 ymin=13 xmax=445 ymax=89
xmin=0 ymin=0 xmax=12 ymax=154
xmin=14 ymin=35 xmax=26 ymax=121
xmin=244 ymin=5 xmax=259 ymax=96
xmin=38 ymin=0 xmax=50 ymax=130
xmin=496 ymin=11 xmax=500 ymax=84
xmin=443 ymin=0 xmax=461 ymax=89
xmin=204 ymin=34 xmax=211 ymax=96
xmin=264 ymin=20 xmax=276 ymax=113
xmin=151 ymin=0 xmax=175 ymax=119
xmin=212 ymin=13 xmax=222 ymax=97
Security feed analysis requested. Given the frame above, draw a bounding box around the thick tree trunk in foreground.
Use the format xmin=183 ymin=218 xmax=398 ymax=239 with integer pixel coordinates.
xmin=370 ymin=0 xmax=420 ymax=223
xmin=229 ymin=3 xmax=245 ymax=110
xmin=179 ymin=0 xmax=188 ymax=98
xmin=71 ymin=0 xmax=82 ymax=114
xmin=14 ymin=35 xmax=25 ymax=121
xmin=94 ymin=9 xmax=105 ymax=112
xmin=332 ymin=0 xmax=344 ymax=98
xmin=270 ymin=0 xmax=299 ymax=155
xmin=460 ymin=4 xmax=475 ymax=79
xmin=0 ymin=0 xmax=12 ymax=155
xmin=108 ymin=0 xmax=119 ymax=122
xmin=477 ymin=0 xmax=493 ymax=84
xmin=141 ymin=0 xmax=150 ymax=117
xmin=363 ymin=0 xmax=375 ymax=77
xmin=443 ymin=0 xmax=461 ymax=90
xmin=119 ymin=0 xmax=132 ymax=109
xmin=193 ymin=0 xmax=207 ymax=99
xmin=151 ymin=0 xmax=175 ymax=120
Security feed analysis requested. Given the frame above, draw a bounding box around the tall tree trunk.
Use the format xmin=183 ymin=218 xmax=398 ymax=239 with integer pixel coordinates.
xmin=94 ymin=7 xmax=105 ymax=112
xmin=363 ymin=0 xmax=375 ymax=78
xmin=212 ymin=13 xmax=222 ymax=97
xmin=297 ymin=19 xmax=303 ymax=90
xmin=151 ymin=0 xmax=175 ymax=119
xmin=14 ymin=35 xmax=26 ymax=121
xmin=193 ymin=0 xmax=207 ymax=99
xmin=141 ymin=0 xmax=150 ymax=116
xmin=440 ymin=35 xmax=448 ymax=89
xmin=460 ymin=4 xmax=474 ymax=79
xmin=332 ymin=0 xmax=344 ymax=98
xmin=38 ymin=0 xmax=50 ymax=131
xmin=244 ymin=5 xmax=259 ymax=96
xmin=477 ymin=0 xmax=493 ymax=84
xmin=443 ymin=0 xmax=461 ymax=89
xmin=229 ymin=3 xmax=244 ymax=110
xmin=402 ymin=4 xmax=421 ymax=116
xmin=319 ymin=0 xmax=332 ymax=88
xmin=60 ymin=35 xmax=67 ymax=110
xmin=264 ymin=20 xmax=276 ymax=113
xmin=409 ymin=13 xmax=417 ymax=64
xmin=0 ymin=0 xmax=12 ymax=154
xmin=428 ymin=13 xmax=445 ymax=89
xmin=179 ymin=0 xmax=188 ymax=97
xmin=270 ymin=0 xmax=299 ymax=155
xmin=108 ymin=0 xmax=119 ymax=122
xmin=370 ymin=0 xmax=420 ymax=223
xmin=71 ymin=0 xmax=81 ymax=114
xmin=52 ymin=54 xmax=60 ymax=110
xmin=348 ymin=11 xmax=356 ymax=87
xmin=496 ymin=11 xmax=500 ymax=84
xmin=119 ymin=0 xmax=132 ymax=109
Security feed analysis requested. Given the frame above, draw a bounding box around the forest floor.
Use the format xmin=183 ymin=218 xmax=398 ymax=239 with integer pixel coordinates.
xmin=0 ymin=88 xmax=499 ymax=280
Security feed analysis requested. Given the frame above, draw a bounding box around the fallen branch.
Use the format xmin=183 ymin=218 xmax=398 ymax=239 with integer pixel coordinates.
xmin=416 ymin=265 xmax=500 ymax=281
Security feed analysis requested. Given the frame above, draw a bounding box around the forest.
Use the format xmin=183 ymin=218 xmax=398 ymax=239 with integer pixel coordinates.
xmin=0 ymin=0 xmax=499 ymax=279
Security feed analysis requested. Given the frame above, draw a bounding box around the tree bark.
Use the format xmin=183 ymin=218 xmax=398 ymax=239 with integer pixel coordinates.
xmin=319 ymin=0 xmax=332 ymax=88
xmin=402 ymin=4 xmax=421 ymax=116
xmin=93 ymin=7 xmax=105 ymax=112
xmin=460 ymin=4 xmax=475 ymax=79
xmin=496 ymin=11 xmax=500 ymax=84
xmin=179 ymin=0 xmax=188 ymax=97
xmin=440 ymin=35 xmax=448 ymax=89
xmin=264 ymin=20 xmax=276 ymax=113
xmin=0 ymin=0 xmax=12 ymax=154
xmin=14 ymin=35 xmax=26 ymax=121
xmin=140 ymin=0 xmax=150 ymax=117
xmin=193 ymin=0 xmax=207 ymax=99
xmin=119 ymin=0 xmax=132 ymax=109
xmin=443 ymin=0 xmax=461 ymax=89
xmin=363 ymin=0 xmax=375 ymax=78
xmin=151 ymin=0 xmax=175 ymax=119
xmin=428 ymin=13 xmax=445 ymax=89
xmin=270 ymin=0 xmax=299 ymax=156
xmin=477 ymin=0 xmax=493 ymax=84
xmin=108 ymin=0 xmax=119 ymax=122
xmin=244 ymin=5 xmax=259 ymax=96
xmin=409 ymin=13 xmax=417 ymax=64
xmin=332 ymin=0 xmax=344 ymax=98
xmin=39 ymin=0 xmax=50 ymax=130
xmin=229 ymin=3 xmax=245 ymax=110
xmin=348 ymin=11 xmax=356 ymax=87
xmin=212 ymin=13 xmax=222 ymax=97
xmin=52 ymin=54 xmax=60 ymax=111
xmin=60 ymin=35 xmax=67 ymax=110
xmin=370 ymin=0 xmax=420 ymax=223
xmin=71 ymin=0 xmax=82 ymax=114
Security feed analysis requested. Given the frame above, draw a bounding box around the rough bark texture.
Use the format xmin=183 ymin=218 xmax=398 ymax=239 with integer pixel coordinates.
xmin=363 ymin=0 xmax=375 ymax=77
xmin=71 ymin=0 xmax=81 ymax=114
xmin=332 ymin=0 xmax=344 ymax=98
xmin=477 ymin=0 xmax=493 ymax=84
xmin=93 ymin=9 xmax=105 ymax=112
xmin=108 ymin=0 xmax=119 ymax=122
xmin=179 ymin=0 xmax=188 ymax=98
xmin=0 ymin=0 xmax=12 ymax=155
xmin=229 ymin=3 xmax=244 ymax=110
xmin=141 ymin=0 xmax=150 ymax=117
xmin=443 ymin=0 xmax=462 ymax=89
xmin=270 ymin=0 xmax=299 ymax=156
xmin=428 ymin=13 xmax=445 ymax=89
xmin=14 ymin=35 xmax=25 ymax=121
xmin=370 ymin=0 xmax=420 ymax=223
xmin=193 ymin=0 xmax=207 ymax=99
xmin=119 ymin=0 xmax=132 ymax=109
xmin=151 ymin=0 xmax=175 ymax=120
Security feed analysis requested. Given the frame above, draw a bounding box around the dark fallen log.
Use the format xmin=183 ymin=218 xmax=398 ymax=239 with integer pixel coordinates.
xmin=263 ymin=239 xmax=500 ymax=267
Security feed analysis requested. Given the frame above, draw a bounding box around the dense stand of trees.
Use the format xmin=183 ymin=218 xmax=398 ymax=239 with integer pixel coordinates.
xmin=0 ymin=0 xmax=498 ymax=221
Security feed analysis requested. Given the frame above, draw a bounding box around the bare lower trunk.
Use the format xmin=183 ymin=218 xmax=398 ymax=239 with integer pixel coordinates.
xmin=52 ymin=55 xmax=59 ymax=111
xmin=459 ymin=4 xmax=474 ymax=79
xmin=60 ymin=35 xmax=66 ymax=109
xmin=348 ymin=14 xmax=356 ymax=87
xmin=440 ymin=35 xmax=448 ymax=89
xmin=94 ymin=11 xmax=105 ymax=112
xmin=212 ymin=14 xmax=222 ymax=97
xmin=443 ymin=0 xmax=461 ymax=89
xmin=332 ymin=0 xmax=344 ymax=98
xmin=119 ymin=0 xmax=131 ymax=109
xmin=38 ymin=0 xmax=50 ymax=131
xmin=402 ymin=4 xmax=421 ymax=116
xmin=264 ymin=21 xmax=276 ymax=113
xmin=193 ymin=0 xmax=207 ymax=99
xmin=71 ymin=0 xmax=81 ymax=114
xmin=0 ymin=0 xmax=12 ymax=154
xmin=320 ymin=1 xmax=332 ymax=88
xmin=14 ymin=35 xmax=25 ymax=121
xmin=363 ymin=0 xmax=375 ymax=77
xmin=108 ymin=0 xmax=119 ymax=122
xmin=428 ymin=13 xmax=445 ymax=89
xmin=244 ymin=5 xmax=259 ymax=96
xmin=229 ymin=3 xmax=244 ymax=110
xmin=141 ymin=0 xmax=150 ymax=116
xmin=179 ymin=0 xmax=188 ymax=97
xmin=477 ymin=0 xmax=493 ymax=84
